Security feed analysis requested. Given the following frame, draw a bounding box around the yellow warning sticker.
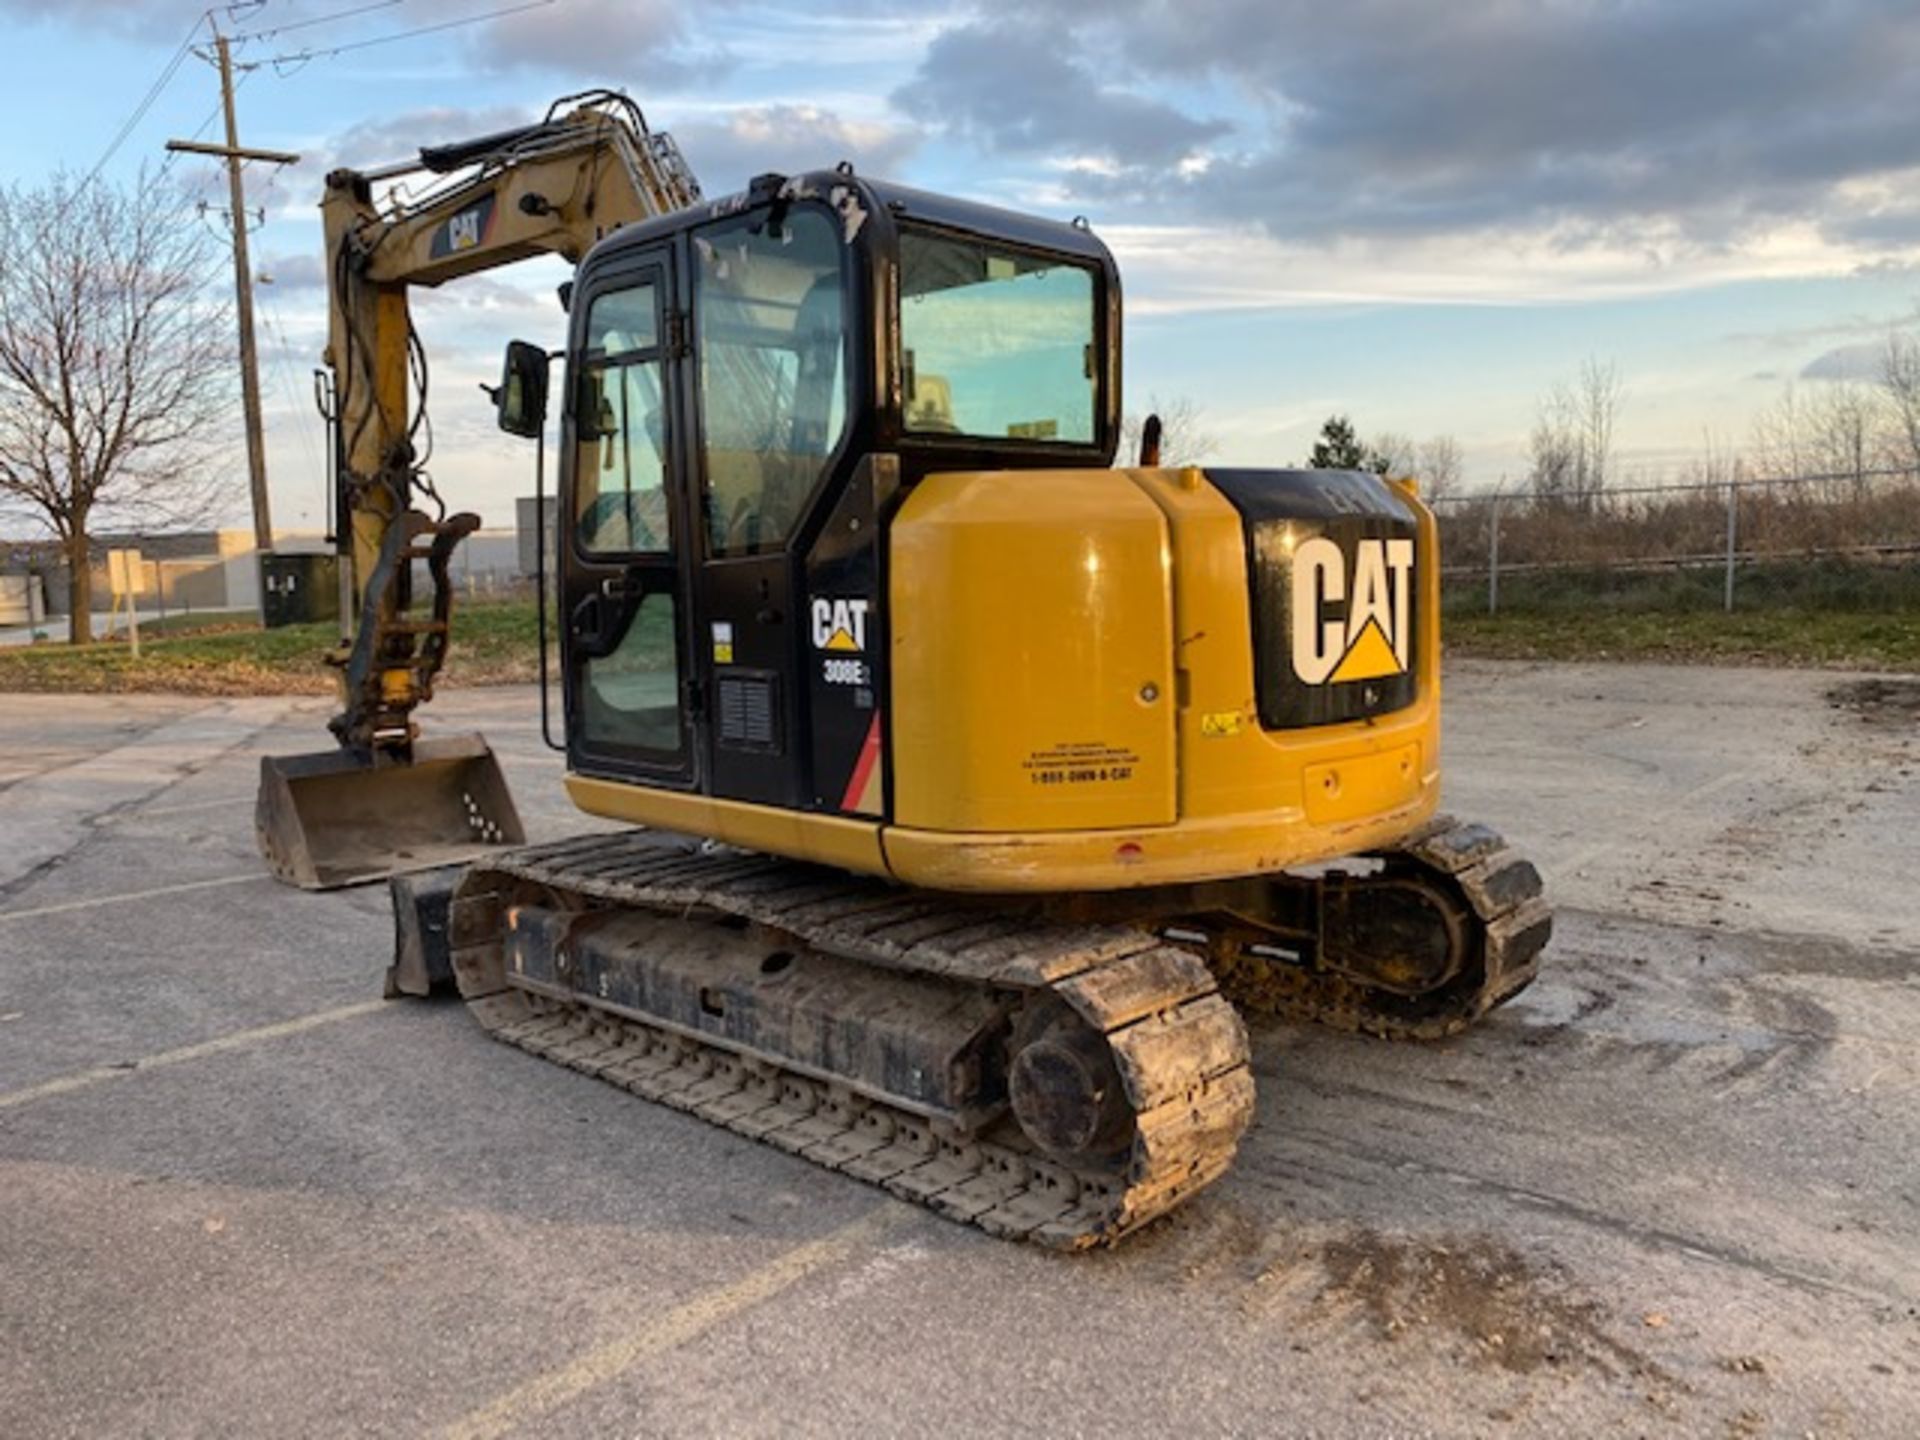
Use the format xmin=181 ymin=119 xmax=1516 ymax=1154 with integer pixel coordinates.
xmin=1200 ymin=711 xmax=1244 ymax=738
xmin=1023 ymin=741 xmax=1139 ymax=787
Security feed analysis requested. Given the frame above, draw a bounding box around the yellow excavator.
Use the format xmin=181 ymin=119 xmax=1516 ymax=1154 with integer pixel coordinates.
xmin=265 ymin=93 xmax=1551 ymax=1246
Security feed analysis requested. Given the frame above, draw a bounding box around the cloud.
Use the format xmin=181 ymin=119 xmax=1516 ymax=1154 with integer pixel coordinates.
xmin=1097 ymin=218 xmax=1891 ymax=314
xmin=0 ymin=0 xmax=204 ymax=41
xmin=903 ymin=0 xmax=1920 ymax=269
xmin=465 ymin=0 xmax=729 ymax=87
xmin=672 ymin=104 xmax=923 ymax=191
xmin=893 ymin=20 xmax=1226 ymax=168
xmin=1828 ymin=205 xmax=1920 ymax=249
xmin=1802 ymin=341 xmax=1891 ymax=382
xmin=1725 ymin=301 xmax=1920 ymax=351
xmin=255 ymin=252 xmax=327 ymax=292
xmin=314 ymin=103 xmax=540 ymax=174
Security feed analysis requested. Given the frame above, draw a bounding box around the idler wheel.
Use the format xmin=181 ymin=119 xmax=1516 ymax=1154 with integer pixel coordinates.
xmin=1322 ymin=873 xmax=1470 ymax=996
xmin=1007 ymin=1001 xmax=1133 ymax=1165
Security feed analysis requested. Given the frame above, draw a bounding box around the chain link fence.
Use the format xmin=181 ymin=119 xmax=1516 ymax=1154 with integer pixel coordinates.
xmin=1430 ymin=467 xmax=1920 ymax=614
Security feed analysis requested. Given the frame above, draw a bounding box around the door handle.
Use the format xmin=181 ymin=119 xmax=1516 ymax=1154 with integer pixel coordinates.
xmin=573 ymin=567 xmax=647 ymax=657
xmin=569 ymin=593 xmax=612 ymax=656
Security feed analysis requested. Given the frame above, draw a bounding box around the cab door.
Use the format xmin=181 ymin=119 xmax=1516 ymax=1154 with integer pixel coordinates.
xmin=560 ymin=248 xmax=697 ymax=787
xmin=687 ymin=203 xmax=853 ymax=809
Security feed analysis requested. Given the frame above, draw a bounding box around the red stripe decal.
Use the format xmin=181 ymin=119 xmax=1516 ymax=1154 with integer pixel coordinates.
xmin=840 ymin=711 xmax=883 ymax=812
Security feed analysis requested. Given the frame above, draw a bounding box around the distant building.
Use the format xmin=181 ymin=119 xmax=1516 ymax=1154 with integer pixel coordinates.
xmin=0 ymin=572 xmax=46 ymax=626
xmin=0 ymin=520 xmax=528 ymax=621
xmin=0 ymin=529 xmax=266 ymax=617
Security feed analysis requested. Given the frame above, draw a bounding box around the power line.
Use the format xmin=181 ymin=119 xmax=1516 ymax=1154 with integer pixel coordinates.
xmin=235 ymin=0 xmax=405 ymax=44
xmin=259 ymin=0 xmax=556 ymax=70
xmin=163 ymin=34 xmax=298 ymax=557
xmin=76 ymin=9 xmax=211 ymax=193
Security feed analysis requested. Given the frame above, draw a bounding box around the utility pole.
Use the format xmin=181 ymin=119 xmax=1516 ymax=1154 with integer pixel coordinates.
xmin=166 ymin=34 xmax=299 ymax=565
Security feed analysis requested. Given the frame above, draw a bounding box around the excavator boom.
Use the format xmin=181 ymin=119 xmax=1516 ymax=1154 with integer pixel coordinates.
xmin=257 ymin=91 xmax=700 ymax=889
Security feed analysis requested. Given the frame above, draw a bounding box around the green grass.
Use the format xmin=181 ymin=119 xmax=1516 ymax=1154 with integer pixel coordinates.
xmin=1443 ymin=560 xmax=1920 ymax=669
xmin=1445 ymin=608 xmax=1920 ymax=669
xmin=0 ymin=600 xmax=544 ymax=695
xmin=1446 ymin=556 xmax=1920 ymax=616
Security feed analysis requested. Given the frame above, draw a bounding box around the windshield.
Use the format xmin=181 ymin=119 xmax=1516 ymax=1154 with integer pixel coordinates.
xmin=898 ymin=230 xmax=1096 ymax=444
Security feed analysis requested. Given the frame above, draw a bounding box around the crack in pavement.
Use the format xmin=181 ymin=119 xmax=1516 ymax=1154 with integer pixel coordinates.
xmin=0 ymin=698 xmax=299 ymax=906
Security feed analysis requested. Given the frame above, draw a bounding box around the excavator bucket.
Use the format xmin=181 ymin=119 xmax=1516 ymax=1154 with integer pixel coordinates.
xmin=255 ymin=733 xmax=524 ymax=891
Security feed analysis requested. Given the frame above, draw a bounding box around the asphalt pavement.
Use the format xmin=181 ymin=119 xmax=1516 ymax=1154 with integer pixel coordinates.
xmin=2 ymin=662 xmax=1917 ymax=1438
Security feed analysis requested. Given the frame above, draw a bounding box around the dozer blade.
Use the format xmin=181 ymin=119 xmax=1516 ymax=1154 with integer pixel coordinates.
xmin=255 ymin=733 xmax=525 ymax=890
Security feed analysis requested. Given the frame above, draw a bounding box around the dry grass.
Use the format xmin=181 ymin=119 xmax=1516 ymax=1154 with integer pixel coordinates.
xmin=0 ymin=600 xmax=544 ymax=696
xmin=1439 ymin=478 xmax=1920 ymax=572
xmin=1443 ymin=558 xmax=1920 ymax=670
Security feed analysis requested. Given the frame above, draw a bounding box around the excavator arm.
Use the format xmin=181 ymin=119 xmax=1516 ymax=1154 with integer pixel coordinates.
xmin=323 ymin=88 xmax=698 ymax=750
xmin=257 ymin=90 xmax=700 ymax=889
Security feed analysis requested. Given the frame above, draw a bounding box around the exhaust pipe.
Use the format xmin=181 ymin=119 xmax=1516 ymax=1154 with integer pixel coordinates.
xmin=255 ymin=732 xmax=524 ymax=891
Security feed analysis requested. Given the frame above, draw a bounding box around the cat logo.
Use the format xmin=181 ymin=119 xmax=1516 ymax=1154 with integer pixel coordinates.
xmin=1291 ymin=536 xmax=1415 ymax=685
xmin=430 ymin=193 xmax=496 ymax=259
xmin=447 ymin=206 xmax=484 ymax=252
xmin=810 ymin=597 xmax=869 ymax=653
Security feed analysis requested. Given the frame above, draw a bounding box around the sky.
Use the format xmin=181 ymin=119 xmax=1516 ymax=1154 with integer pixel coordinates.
xmin=3 ymin=0 xmax=1919 ymax=535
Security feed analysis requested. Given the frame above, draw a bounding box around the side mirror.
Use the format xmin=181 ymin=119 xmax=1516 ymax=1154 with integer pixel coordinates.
xmin=494 ymin=340 xmax=549 ymax=439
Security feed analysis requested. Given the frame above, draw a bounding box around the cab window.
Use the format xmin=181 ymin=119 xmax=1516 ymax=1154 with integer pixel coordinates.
xmin=574 ymin=277 xmax=671 ymax=555
xmin=693 ymin=207 xmax=848 ymax=555
xmin=898 ymin=230 xmax=1096 ymax=444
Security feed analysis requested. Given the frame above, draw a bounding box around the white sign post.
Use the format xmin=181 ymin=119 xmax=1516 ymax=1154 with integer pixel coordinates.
xmin=107 ymin=548 xmax=146 ymax=657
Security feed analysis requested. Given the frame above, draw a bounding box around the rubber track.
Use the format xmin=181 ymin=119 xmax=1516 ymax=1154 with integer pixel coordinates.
xmin=1208 ymin=816 xmax=1553 ymax=1040
xmin=446 ymin=835 xmax=1255 ymax=1248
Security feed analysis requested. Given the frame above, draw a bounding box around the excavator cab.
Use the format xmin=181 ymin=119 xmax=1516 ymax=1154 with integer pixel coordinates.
xmin=496 ymin=173 xmax=1123 ymax=831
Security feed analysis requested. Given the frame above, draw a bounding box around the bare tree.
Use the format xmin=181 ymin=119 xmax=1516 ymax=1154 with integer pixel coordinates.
xmin=1880 ymin=330 xmax=1920 ymax=477
xmin=1527 ymin=357 xmax=1622 ymax=510
xmin=1120 ymin=394 xmax=1219 ymax=467
xmin=1415 ymin=434 xmax=1464 ymax=502
xmin=1576 ymin=357 xmax=1622 ymax=498
xmin=1806 ymin=380 xmax=1881 ymax=499
xmin=0 ymin=173 xmax=230 ymax=642
xmin=1749 ymin=383 xmax=1810 ymax=480
xmin=1368 ymin=429 xmax=1417 ymax=477
xmin=1679 ymin=429 xmax=1746 ymax=489
xmin=1527 ymin=388 xmax=1583 ymax=506
xmin=1334 ymin=427 xmax=1464 ymax=495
